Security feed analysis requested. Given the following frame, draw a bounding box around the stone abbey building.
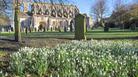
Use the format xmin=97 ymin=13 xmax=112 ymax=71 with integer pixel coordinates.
xmin=20 ymin=2 xmax=79 ymax=31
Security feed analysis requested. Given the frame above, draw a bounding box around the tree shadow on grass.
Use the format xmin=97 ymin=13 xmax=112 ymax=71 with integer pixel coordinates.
xmin=0 ymin=36 xmax=137 ymax=52
xmin=0 ymin=38 xmax=15 ymax=42
xmin=92 ymin=36 xmax=138 ymax=40
xmin=0 ymin=38 xmax=20 ymax=52
xmin=26 ymin=36 xmax=138 ymax=40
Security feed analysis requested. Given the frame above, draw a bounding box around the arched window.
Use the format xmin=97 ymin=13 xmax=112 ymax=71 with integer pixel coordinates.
xmin=57 ymin=9 xmax=62 ymax=17
xmin=63 ymin=8 xmax=68 ymax=18
xmin=69 ymin=10 xmax=73 ymax=18
xmin=36 ymin=5 xmax=40 ymax=14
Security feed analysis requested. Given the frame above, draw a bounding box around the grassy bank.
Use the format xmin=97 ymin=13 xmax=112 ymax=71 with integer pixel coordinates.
xmin=1 ymin=30 xmax=138 ymax=39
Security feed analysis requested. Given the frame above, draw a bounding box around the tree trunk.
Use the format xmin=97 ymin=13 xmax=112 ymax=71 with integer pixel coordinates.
xmin=29 ymin=27 xmax=31 ymax=33
xmin=14 ymin=2 xmax=21 ymax=42
xmin=25 ymin=27 xmax=28 ymax=35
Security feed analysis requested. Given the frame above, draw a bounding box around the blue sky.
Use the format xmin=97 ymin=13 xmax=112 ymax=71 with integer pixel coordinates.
xmin=74 ymin=0 xmax=94 ymax=16
xmin=73 ymin=0 xmax=134 ymax=17
xmin=73 ymin=0 xmax=114 ymax=17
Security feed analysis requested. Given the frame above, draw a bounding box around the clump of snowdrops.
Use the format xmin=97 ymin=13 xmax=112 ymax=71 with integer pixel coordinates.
xmin=7 ymin=40 xmax=138 ymax=77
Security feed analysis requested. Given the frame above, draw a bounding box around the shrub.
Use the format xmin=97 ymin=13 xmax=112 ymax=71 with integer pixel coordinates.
xmin=104 ymin=26 xmax=109 ymax=32
xmin=130 ymin=24 xmax=136 ymax=31
xmin=9 ymin=40 xmax=138 ymax=77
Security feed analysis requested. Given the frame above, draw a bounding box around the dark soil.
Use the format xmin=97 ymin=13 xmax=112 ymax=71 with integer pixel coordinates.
xmin=0 ymin=37 xmax=70 ymax=52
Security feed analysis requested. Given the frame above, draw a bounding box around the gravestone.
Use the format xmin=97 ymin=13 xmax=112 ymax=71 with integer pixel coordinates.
xmin=75 ymin=14 xmax=86 ymax=40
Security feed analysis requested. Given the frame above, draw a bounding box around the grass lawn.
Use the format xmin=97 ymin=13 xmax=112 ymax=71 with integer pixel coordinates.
xmin=22 ymin=30 xmax=138 ymax=39
xmin=87 ymin=31 xmax=138 ymax=39
xmin=0 ymin=28 xmax=138 ymax=39
xmin=1 ymin=30 xmax=138 ymax=39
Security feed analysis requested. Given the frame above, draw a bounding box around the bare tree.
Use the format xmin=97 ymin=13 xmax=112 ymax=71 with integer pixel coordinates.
xmin=0 ymin=0 xmax=12 ymax=15
xmin=114 ymin=0 xmax=124 ymax=11
xmin=109 ymin=0 xmax=138 ymax=30
xmin=135 ymin=0 xmax=138 ymax=3
xmin=113 ymin=0 xmax=125 ymax=21
xmin=113 ymin=0 xmax=128 ymax=29
xmin=91 ymin=0 xmax=107 ymax=27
